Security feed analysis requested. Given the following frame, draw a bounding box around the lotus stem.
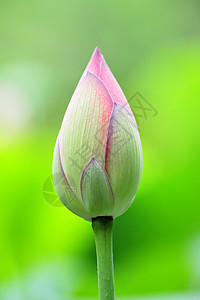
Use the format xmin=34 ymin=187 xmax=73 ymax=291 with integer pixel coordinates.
xmin=92 ymin=216 xmax=115 ymax=300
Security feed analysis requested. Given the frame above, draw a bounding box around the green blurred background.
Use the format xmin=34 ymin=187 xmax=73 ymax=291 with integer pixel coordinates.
xmin=0 ymin=0 xmax=200 ymax=299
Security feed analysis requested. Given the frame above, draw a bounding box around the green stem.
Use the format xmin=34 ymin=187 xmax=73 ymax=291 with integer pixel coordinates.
xmin=92 ymin=216 xmax=115 ymax=300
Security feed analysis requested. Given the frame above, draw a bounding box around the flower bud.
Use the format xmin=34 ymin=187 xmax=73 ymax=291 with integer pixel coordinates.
xmin=53 ymin=47 xmax=143 ymax=221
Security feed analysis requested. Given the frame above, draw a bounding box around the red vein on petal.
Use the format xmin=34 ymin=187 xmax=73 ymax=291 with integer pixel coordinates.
xmin=105 ymin=103 xmax=116 ymax=171
xmin=85 ymin=72 xmax=114 ymax=162
xmin=57 ymin=135 xmax=78 ymax=199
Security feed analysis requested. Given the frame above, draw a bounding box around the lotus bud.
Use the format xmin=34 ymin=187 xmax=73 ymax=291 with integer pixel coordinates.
xmin=53 ymin=47 xmax=143 ymax=221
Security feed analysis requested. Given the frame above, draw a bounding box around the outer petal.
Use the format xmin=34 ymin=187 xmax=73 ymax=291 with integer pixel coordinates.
xmin=53 ymin=137 xmax=91 ymax=220
xmin=59 ymin=72 xmax=113 ymax=200
xmin=99 ymin=56 xmax=133 ymax=113
xmin=105 ymin=103 xmax=143 ymax=218
xmin=85 ymin=47 xmax=134 ymax=115
xmin=80 ymin=158 xmax=114 ymax=218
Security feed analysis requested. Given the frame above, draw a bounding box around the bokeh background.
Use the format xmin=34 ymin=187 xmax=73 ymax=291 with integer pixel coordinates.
xmin=0 ymin=0 xmax=200 ymax=299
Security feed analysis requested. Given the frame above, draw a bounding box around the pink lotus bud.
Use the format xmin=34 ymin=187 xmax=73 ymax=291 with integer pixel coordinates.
xmin=53 ymin=47 xmax=143 ymax=221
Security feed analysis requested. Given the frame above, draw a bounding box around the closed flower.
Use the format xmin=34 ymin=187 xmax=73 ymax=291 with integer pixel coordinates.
xmin=53 ymin=47 xmax=143 ymax=221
